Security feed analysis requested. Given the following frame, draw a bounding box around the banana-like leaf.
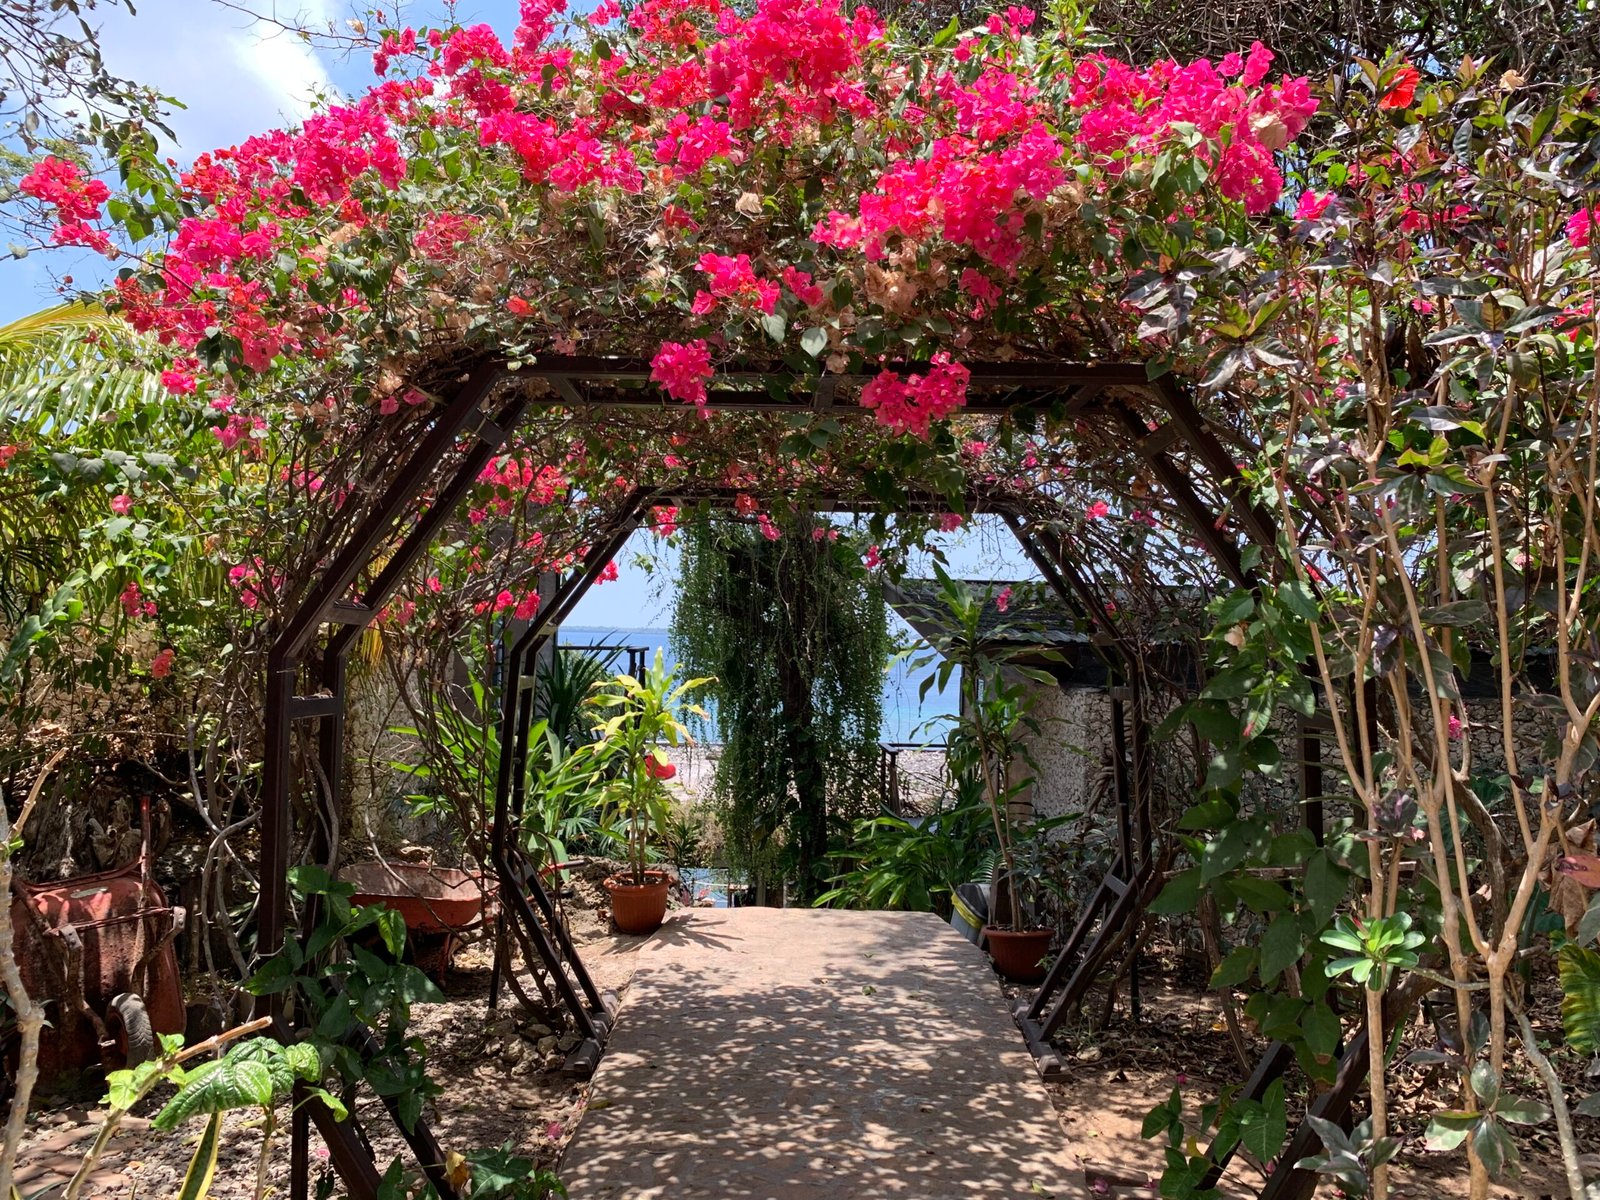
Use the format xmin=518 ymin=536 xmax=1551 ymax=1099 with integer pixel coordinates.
xmin=174 ymin=1111 xmax=224 ymax=1200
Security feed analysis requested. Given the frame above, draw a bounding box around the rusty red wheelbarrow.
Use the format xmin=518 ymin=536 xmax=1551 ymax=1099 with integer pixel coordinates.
xmin=341 ymin=861 xmax=491 ymax=976
xmin=11 ymin=799 xmax=185 ymax=1082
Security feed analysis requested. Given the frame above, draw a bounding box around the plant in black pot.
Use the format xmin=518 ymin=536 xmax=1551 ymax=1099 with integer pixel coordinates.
xmin=909 ymin=567 xmax=1061 ymax=982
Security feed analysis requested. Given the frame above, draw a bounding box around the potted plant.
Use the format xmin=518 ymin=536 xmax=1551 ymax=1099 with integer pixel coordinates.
xmin=584 ymin=651 xmax=710 ymax=934
xmin=911 ymin=567 xmax=1059 ymax=982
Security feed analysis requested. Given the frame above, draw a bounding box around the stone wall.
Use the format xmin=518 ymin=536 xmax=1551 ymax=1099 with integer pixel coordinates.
xmin=1011 ymin=679 xmax=1573 ymax=840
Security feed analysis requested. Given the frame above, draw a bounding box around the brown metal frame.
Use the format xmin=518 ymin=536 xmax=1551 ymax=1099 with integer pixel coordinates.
xmin=255 ymin=355 xmax=1330 ymax=1200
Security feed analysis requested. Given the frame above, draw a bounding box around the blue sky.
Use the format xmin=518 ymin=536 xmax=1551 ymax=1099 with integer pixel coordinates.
xmin=1 ymin=0 xmax=1039 ymax=626
xmin=3 ymin=0 xmax=499 ymax=323
xmin=573 ymin=520 xmax=1036 ymax=627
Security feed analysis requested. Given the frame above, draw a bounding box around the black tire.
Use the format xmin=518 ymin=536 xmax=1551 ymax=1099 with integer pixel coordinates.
xmin=107 ymin=992 xmax=155 ymax=1069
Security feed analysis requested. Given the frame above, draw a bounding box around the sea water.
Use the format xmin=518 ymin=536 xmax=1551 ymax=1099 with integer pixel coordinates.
xmin=556 ymin=626 xmax=955 ymax=745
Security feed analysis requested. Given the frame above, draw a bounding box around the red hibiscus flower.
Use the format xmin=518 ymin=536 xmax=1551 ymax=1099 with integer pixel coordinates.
xmin=1379 ymin=64 xmax=1420 ymax=110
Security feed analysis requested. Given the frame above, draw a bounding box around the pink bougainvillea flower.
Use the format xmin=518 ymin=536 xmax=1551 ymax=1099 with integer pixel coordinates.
xmin=651 ymin=505 xmax=680 ymax=537
xmin=150 ymin=648 xmax=176 ymax=678
xmin=1294 ymin=190 xmax=1333 ymax=221
xmin=646 ymin=755 xmax=677 ymax=780
xmin=937 ymin=512 xmax=965 ymax=533
xmin=1379 ymin=64 xmax=1420 ymax=109
xmin=650 ymin=339 xmax=714 ymax=408
xmin=864 ymin=544 xmax=881 ymax=570
xmin=514 ymin=590 xmax=541 ymax=620
xmin=1447 ymin=713 xmax=1463 ymax=741
xmin=1085 ymin=500 xmax=1111 ymax=520
xmin=1569 ymin=207 xmax=1594 ymax=249
xmin=859 ymin=360 xmax=971 ymax=438
xmin=0 ymin=445 xmax=17 ymax=469
xmin=110 ymin=493 xmax=134 ymax=515
xmin=781 ymin=265 xmax=825 ymax=307
xmin=757 ymin=513 xmax=782 ymax=541
xmin=995 ymin=586 xmax=1013 ymax=613
xmin=507 ymin=295 xmax=533 ymax=315
xmin=119 ymin=581 xmax=147 ymax=619
xmin=19 ymin=157 xmax=110 ymax=224
xmin=160 ymin=368 xmax=197 ymax=395
xmin=1240 ymin=41 xmax=1275 ymax=87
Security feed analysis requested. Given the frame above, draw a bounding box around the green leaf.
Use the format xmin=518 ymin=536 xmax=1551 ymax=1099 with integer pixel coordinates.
xmin=1150 ymin=867 xmax=1202 ymax=915
xmin=1200 ymin=821 xmax=1261 ymax=882
xmin=1474 ymin=1116 xmax=1517 ymax=1180
xmin=377 ymin=908 xmax=407 ymax=959
xmin=1301 ymin=1001 xmax=1341 ymax=1059
xmin=1212 ymin=590 xmax=1254 ymax=625
xmin=1224 ymin=874 xmax=1291 ymax=914
xmin=1470 ymin=1061 xmax=1499 ymax=1105
xmin=1211 ymin=946 xmax=1257 ymax=989
xmin=153 ymin=1040 xmax=299 ymax=1130
xmin=1303 ymin=853 xmax=1348 ymax=928
xmin=1238 ymin=1080 xmax=1287 ymax=1161
xmin=305 ymin=1087 xmax=350 ymax=1121
xmin=800 ymin=327 xmax=829 ymax=357
xmin=1492 ymin=1097 xmax=1549 ymax=1126
xmin=1259 ymin=913 xmax=1304 ymax=984
xmin=1423 ymin=1111 xmax=1477 ymax=1152
xmin=1177 ymin=796 xmax=1235 ymax=831
xmin=1277 ymin=579 xmax=1320 ymax=622
xmin=1141 ymin=1088 xmax=1182 ymax=1140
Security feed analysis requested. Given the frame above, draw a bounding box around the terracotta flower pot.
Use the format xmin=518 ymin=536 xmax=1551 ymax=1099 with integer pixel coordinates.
xmin=984 ymin=927 xmax=1052 ymax=983
xmin=604 ymin=870 xmax=672 ymax=935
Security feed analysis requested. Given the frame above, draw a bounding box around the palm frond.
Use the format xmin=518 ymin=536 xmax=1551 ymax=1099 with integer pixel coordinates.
xmin=0 ymin=302 xmax=169 ymax=436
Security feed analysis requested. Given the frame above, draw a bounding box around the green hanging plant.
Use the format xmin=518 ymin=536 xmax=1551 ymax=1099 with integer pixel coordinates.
xmin=671 ymin=512 xmax=890 ymax=902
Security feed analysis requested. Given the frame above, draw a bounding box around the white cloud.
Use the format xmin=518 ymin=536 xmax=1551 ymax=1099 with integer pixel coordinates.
xmin=94 ymin=0 xmax=337 ymax=155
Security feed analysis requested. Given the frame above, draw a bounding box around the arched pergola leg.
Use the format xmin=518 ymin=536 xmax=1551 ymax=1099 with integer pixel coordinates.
xmin=262 ymin=367 xmax=531 ymax=1200
xmin=484 ymin=493 xmax=656 ymax=1073
xmin=999 ymin=511 xmax=1162 ymax=1065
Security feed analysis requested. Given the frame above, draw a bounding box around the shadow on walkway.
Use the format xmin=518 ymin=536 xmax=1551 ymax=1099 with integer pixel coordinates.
xmin=558 ymin=908 xmax=1076 ymax=1199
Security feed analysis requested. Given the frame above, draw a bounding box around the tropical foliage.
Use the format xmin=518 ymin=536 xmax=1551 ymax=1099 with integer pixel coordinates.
xmin=575 ymin=652 xmax=709 ymax=885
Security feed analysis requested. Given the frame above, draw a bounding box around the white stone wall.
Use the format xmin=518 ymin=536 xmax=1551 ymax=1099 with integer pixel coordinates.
xmin=1017 ymin=685 xmax=1112 ymax=821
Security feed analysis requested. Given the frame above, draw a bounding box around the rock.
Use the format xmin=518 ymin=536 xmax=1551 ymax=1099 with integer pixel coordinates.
xmin=486 ymin=1018 xmax=518 ymax=1039
xmin=556 ymin=1033 xmax=581 ymax=1052
xmin=537 ymin=1035 xmax=559 ymax=1054
xmin=523 ymin=1023 xmax=554 ymax=1039
xmin=500 ymin=1040 xmax=525 ymax=1066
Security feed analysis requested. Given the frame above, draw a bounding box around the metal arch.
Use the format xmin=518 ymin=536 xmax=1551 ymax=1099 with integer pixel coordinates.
xmin=253 ymin=354 xmax=1317 ymax=1200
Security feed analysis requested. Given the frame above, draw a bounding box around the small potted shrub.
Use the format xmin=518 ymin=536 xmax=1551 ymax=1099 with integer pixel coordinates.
xmin=912 ymin=567 xmax=1058 ymax=982
xmin=584 ymin=651 xmax=710 ymax=934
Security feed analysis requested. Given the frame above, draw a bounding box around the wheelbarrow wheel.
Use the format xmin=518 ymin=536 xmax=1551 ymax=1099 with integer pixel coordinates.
xmin=106 ymin=992 xmax=156 ymax=1069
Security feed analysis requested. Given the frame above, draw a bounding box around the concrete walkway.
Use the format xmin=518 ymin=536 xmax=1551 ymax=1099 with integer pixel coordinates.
xmin=559 ymin=908 xmax=1076 ymax=1198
